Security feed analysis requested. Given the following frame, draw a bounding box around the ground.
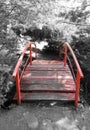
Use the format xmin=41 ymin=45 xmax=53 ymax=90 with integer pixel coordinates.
xmin=0 ymin=102 xmax=90 ymax=130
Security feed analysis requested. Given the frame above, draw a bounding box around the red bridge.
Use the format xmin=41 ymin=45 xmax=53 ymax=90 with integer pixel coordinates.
xmin=12 ymin=42 xmax=84 ymax=107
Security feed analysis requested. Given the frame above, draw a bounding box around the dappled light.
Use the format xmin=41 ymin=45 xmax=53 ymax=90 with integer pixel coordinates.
xmin=55 ymin=117 xmax=79 ymax=130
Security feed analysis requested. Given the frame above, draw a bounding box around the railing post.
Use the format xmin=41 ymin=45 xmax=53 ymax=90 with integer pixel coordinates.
xmin=75 ymin=71 xmax=81 ymax=107
xmin=35 ymin=44 xmax=37 ymax=59
xmin=16 ymin=71 xmax=21 ymax=105
xmin=30 ymin=43 xmax=32 ymax=65
xmin=64 ymin=44 xmax=68 ymax=66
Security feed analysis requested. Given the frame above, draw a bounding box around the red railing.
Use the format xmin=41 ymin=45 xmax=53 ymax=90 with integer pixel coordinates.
xmin=12 ymin=42 xmax=37 ymax=104
xmin=63 ymin=42 xmax=84 ymax=106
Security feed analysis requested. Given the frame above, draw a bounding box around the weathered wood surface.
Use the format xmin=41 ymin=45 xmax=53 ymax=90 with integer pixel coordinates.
xmin=16 ymin=60 xmax=76 ymax=102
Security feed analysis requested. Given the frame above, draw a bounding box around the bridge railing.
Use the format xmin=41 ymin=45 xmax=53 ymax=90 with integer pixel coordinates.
xmin=62 ymin=42 xmax=84 ymax=106
xmin=12 ymin=42 xmax=37 ymax=104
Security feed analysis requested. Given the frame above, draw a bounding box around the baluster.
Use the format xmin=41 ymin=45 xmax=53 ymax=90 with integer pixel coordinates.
xmin=75 ymin=71 xmax=81 ymax=107
xmin=16 ymin=71 xmax=21 ymax=105
xmin=30 ymin=43 xmax=32 ymax=65
xmin=64 ymin=44 xmax=68 ymax=66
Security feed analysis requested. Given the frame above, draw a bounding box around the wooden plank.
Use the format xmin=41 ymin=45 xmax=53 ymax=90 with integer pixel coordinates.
xmin=24 ymin=60 xmax=70 ymax=74
xmin=22 ymin=75 xmax=73 ymax=80
xmin=26 ymin=65 xmax=69 ymax=71
xmin=13 ymin=92 xmax=80 ymax=102
xmin=32 ymin=60 xmax=64 ymax=64
xmin=22 ymin=70 xmax=73 ymax=80
xmin=16 ymin=92 xmax=76 ymax=101
xmin=21 ymin=78 xmax=75 ymax=85
xmin=21 ymin=83 xmax=76 ymax=91
xmin=23 ymin=70 xmax=71 ymax=76
xmin=26 ymin=60 xmax=69 ymax=69
xmin=31 ymin=68 xmax=68 ymax=71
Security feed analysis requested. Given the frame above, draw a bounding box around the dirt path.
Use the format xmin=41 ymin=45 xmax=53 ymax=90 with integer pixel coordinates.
xmin=0 ymin=102 xmax=90 ymax=130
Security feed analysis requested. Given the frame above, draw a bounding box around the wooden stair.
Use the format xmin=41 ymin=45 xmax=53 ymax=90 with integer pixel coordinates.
xmin=14 ymin=59 xmax=76 ymax=102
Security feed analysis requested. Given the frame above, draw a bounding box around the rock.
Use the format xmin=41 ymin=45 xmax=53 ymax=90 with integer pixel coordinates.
xmin=0 ymin=64 xmax=12 ymax=72
xmin=35 ymin=41 xmax=48 ymax=51
xmin=0 ymin=48 xmax=9 ymax=56
xmin=50 ymin=102 xmax=56 ymax=106
xmin=40 ymin=119 xmax=53 ymax=130
xmin=23 ymin=112 xmax=38 ymax=129
xmin=82 ymin=126 xmax=86 ymax=130
xmin=54 ymin=117 xmax=79 ymax=130
xmin=0 ymin=45 xmax=2 ymax=49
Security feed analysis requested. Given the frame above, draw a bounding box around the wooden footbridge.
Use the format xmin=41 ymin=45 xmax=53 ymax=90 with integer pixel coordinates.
xmin=12 ymin=42 xmax=84 ymax=107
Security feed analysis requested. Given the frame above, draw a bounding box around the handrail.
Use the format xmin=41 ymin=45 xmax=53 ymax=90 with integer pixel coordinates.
xmin=67 ymin=55 xmax=76 ymax=82
xmin=12 ymin=42 xmax=37 ymax=78
xmin=12 ymin=44 xmax=29 ymax=78
xmin=62 ymin=42 xmax=84 ymax=106
xmin=64 ymin=42 xmax=84 ymax=107
xmin=64 ymin=42 xmax=84 ymax=78
xmin=12 ymin=42 xmax=37 ymax=104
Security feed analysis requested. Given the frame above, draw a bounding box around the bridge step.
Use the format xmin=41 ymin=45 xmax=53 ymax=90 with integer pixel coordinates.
xmin=25 ymin=65 xmax=69 ymax=71
xmin=21 ymin=84 xmax=75 ymax=92
xmin=25 ymin=60 xmax=69 ymax=71
xmin=32 ymin=60 xmax=64 ymax=64
xmin=14 ymin=92 xmax=76 ymax=102
xmin=21 ymin=78 xmax=75 ymax=85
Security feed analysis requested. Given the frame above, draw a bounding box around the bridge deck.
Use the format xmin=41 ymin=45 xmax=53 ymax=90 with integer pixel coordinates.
xmin=18 ymin=59 xmax=76 ymax=102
